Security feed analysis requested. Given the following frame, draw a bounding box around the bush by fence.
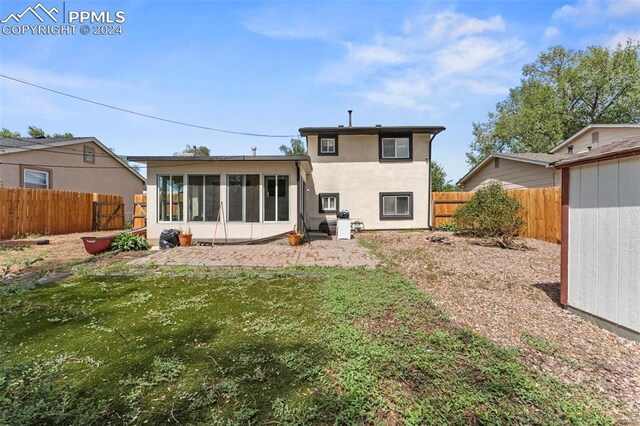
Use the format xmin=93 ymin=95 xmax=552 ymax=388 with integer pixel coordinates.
xmin=0 ymin=187 xmax=124 ymax=239
xmin=433 ymin=187 xmax=561 ymax=243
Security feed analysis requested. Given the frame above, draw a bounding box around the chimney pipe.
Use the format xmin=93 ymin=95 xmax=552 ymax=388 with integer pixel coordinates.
xmin=348 ymin=110 xmax=353 ymax=127
xmin=251 ymin=146 xmax=257 ymax=156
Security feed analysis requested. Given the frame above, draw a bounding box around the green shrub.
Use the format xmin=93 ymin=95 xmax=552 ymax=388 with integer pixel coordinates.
xmin=111 ymin=233 xmax=150 ymax=252
xmin=452 ymin=182 xmax=524 ymax=247
xmin=437 ymin=222 xmax=459 ymax=232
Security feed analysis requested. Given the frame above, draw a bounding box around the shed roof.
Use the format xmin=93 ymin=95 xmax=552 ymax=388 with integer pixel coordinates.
xmin=553 ymin=136 xmax=640 ymax=167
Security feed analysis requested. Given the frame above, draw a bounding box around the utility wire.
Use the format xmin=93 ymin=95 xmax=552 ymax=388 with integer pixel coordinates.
xmin=0 ymin=74 xmax=299 ymax=138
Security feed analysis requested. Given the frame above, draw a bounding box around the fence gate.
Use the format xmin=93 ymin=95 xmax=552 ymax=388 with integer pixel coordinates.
xmin=93 ymin=200 xmax=125 ymax=231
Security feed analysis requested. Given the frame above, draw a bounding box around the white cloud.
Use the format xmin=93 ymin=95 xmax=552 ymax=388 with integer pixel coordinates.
xmin=543 ymin=26 xmax=561 ymax=40
xmin=242 ymin=10 xmax=330 ymax=40
xmin=416 ymin=11 xmax=506 ymax=41
xmin=318 ymin=9 xmax=524 ymax=111
xmin=345 ymin=43 xmax=409 ymax=66
xmin=607 ymin=0 xmax=640 ymax=17
xmin=607 ymin=29 xmax=640 ymax=47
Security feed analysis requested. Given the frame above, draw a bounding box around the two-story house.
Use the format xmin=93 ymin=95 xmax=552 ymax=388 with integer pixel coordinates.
xmin=129 ymin=120 xmax=445 ymax=244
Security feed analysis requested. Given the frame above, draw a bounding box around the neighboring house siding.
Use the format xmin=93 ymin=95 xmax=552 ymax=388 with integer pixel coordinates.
xmin=567 ymin=156 xmax=640 ymax=334
xmin=462 ymin=158 xmax=557 ymax=191
xmin=0 ymin=141 xmax=144 ymax=220
xmin=305 ymin=133 xmax=431 ymax=230
xmin=553 ymin=128 xmax=640 ymax=154
xmin=145 ymin=161 xmax=300 ymax=244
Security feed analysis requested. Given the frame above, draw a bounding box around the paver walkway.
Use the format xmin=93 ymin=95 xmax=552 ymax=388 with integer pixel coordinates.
xmin=128 ymin=238 xmax=378 ymax=268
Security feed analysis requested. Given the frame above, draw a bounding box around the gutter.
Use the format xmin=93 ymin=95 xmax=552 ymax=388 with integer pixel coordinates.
xmin=427 ymin=132 xmax=439 ymax=229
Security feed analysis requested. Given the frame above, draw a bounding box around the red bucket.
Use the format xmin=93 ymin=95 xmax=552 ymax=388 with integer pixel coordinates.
xmin=81 ymin=236 xmax=114 ymax=255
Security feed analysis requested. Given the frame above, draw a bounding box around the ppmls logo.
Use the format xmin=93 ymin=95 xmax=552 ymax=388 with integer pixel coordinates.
xmin=2 ymin=2 xmax=126 ymax=36
xmin=1 ymin=3 xmax=59 ymax=23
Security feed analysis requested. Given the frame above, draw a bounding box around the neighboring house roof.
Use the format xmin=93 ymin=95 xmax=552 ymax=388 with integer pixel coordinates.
xmin=127 ymin=155 xmax=313 ymax=172
xmin=457 ymin=152 xmax=569 ymax=185
xmin=0 ymin=136 xmax=146 ymax=183
xmin=298 ymin=125 xmax=445 ymax=136
xmin=549 ymin=124 xmax=640 ymax=154
xmin=553 ymin=136 xmax=640 ymax=168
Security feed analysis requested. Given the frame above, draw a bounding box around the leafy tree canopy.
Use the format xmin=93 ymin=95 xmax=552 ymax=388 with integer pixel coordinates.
xmin=174 ymin=144 xmax=210 ymax=156
xmin=467 ymin=40 xmax=640 ymax=166
xmin=431 ymin=161 xmax=458 ymax=192
xmin=279 ymin=138 xmax=307 ymax=155
xmin=1 ymin=126 xmax=74 ymax=138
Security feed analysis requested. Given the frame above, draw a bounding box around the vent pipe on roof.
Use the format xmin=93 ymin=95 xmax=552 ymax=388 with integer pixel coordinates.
xmin=251 ymin=146 xmax=257 ymax=156
xmin=348 ymin=110 xmax=353 ymax=127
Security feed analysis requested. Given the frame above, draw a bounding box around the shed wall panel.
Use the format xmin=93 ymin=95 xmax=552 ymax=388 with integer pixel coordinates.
xmin=578 ymin=164 xmax=599 ymax=314
xmin=596 ymin=162 xmax=619 ymax=322
xmin=617 ymin=157 xmax=640 ymax=331
xmin=568 ymin=168 xmax=582 ymax=307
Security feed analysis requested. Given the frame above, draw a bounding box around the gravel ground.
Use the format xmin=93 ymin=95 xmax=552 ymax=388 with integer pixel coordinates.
xmin=363 ymin=230 xmax=640 ymax=423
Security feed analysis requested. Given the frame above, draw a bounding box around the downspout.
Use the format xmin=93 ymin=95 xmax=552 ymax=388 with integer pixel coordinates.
xmin=427 ymin=132 xmax=439 ymax=229
xmin=296 ymin=161 xmax=301 ymax=233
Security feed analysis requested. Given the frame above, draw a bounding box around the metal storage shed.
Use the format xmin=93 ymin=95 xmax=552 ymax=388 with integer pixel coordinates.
xmin=555 ymin=136 xmax=640 ymax=341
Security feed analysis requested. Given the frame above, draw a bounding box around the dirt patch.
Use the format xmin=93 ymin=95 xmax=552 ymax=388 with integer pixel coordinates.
xmin=363 ymin=230 xmax=640 ymax=422
xmin=0 ymin=231 xmax=151 ymax=278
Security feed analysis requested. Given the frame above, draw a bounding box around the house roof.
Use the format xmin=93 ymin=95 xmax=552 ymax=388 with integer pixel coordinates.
xmin=457 ymin=152 xmax=569 ymax=185
xmin=553 ymin=136 xmax=640 ymax=167
xmin=127 ymin=155 xmax=313 ymax=172
xmin=0 ymin=136 xmax=146 ymax=182
xmin=549 ymin=124 xmax=640 ymax=154
xmin=298 ymin=125 xmax=445 ymax=136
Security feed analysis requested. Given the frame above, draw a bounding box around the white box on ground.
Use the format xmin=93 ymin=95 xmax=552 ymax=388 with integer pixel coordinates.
xmin=337 ymin=219 xmax=351 ymax=240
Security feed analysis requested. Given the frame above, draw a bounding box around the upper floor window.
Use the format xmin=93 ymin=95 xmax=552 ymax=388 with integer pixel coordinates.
xmin=567 ymin=145 xmax=574 ymax=154
xmin=84 ymin=145 xmax=95 ymax=164
xmin=23 ymin=168 xmax=50 ymax=189
xmin=318 ymin=136 xmax=338 ymax=156
xmin=380 ymin=135 xmax=411 ymax=160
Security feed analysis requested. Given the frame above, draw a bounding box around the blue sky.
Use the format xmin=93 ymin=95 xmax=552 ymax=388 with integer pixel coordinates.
xmin=1 ymin=0 xmax=639 ymax=181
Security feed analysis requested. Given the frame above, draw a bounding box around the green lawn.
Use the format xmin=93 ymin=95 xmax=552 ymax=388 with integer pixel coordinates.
xmin=1 ymin=266 xmax=612 ymax=425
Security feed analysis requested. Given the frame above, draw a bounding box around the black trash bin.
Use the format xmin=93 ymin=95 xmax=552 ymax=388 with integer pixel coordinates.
xmin=159 ymin=229 xmax=180 ymax=249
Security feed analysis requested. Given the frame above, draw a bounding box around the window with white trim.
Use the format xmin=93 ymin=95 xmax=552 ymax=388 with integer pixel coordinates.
xmin=187 ymin=175 xmax=220 ymax=221
xmin=320 ymin=138 xmax=336 ymax=154
xmin=158 ymin=175 xmax=184 ymax=222
xmin=23 ymin=169 xmax=49 ymax=189
xmin=263 ymin=175 xmax=289 ymax=222
xmin=381 ymin=137 xmax=410 ymax=159
xmin=228 ymin=175 xmax=260 ymax=222
xmin=319 ymin=193 xmax=339 ymax=213
xmin=379 ymin=192 xmax=413 ymax=220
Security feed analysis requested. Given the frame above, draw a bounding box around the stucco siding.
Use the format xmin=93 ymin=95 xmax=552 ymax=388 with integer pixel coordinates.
xmin=305 ymin=133 xmax=431 ymax=230
xmin=146 ymin=161 xmax=300 ymax=243
xmin=462 ymin=158 xmax=556 ymax=191
xmin=0 ymin=142 xmax=144 ymax=220
xmin=568 ymin=156 xmax=640 ymax=333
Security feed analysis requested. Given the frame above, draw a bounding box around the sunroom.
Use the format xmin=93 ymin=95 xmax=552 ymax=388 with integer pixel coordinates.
xmin=127 ymin=155 xmax=312 ymax=244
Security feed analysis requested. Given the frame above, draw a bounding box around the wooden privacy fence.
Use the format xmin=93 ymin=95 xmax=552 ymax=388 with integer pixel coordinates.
xmin=133 ymin=194 xmax=147 ymax=229
xmin=0 ymin=187 xmax=124 ymax=239
xmin=432 ymin=187 xmax=561 ymax=243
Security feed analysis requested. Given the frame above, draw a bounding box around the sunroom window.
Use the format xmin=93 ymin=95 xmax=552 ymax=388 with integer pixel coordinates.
xmin=228 ymin=175 xmax=260 ymax=222
xmin=158 ymin=175 xmax=184 ymax=222
xmin=187 ymin=175 xmax=220 ymax=221
xmin=264 ymin=175 xmax=289 ymax=222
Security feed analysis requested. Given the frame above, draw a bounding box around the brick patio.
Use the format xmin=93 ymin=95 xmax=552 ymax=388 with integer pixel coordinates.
xmin=128 ymin=237 xmax=379 ymax=268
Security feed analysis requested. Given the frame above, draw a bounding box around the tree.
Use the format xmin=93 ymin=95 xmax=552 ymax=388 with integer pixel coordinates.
xmin=1 ymin=128 xmax=21 ymax=138
xmin=279 ymin=138 xmax=307 ymax=155
xmin=467 ymin=40 xmax=640 ymax=166
xmin=174 ymin=144 xmax=210 ymax=156
xmin=431 ymin=161 xmax=458 ymax=192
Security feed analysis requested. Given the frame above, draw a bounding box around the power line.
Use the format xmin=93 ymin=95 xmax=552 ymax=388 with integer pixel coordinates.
xmin=0 ymin=74 xmax=299 ymax=138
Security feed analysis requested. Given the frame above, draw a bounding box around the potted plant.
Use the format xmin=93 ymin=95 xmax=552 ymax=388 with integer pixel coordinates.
xmin=287 ymin=225 xmax=302 ymax=246
xmin=178 ymin=226 xmax=193 ymax=247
